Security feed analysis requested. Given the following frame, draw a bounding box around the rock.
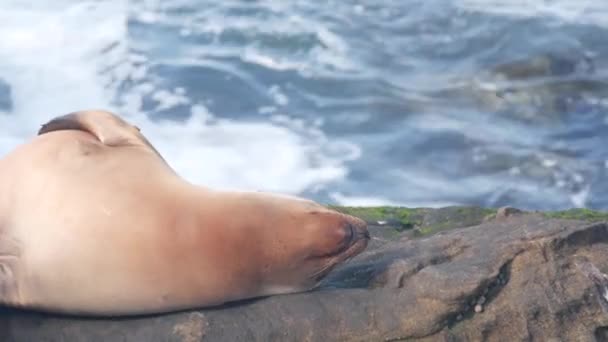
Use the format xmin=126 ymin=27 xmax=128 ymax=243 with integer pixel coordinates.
xmin=494 ymin=206 xmax=523 ymax=220
xmin=435 ymin=52 xmax=608 ymax=126
xmin=3 ymin=207 xmax=608 ymax=341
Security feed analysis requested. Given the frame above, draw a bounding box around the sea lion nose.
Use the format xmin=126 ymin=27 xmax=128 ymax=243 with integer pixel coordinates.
xmin=363 ymin=229 xmax=371 ymax=240
xmin=345 ymin=216 xmax=369 ymax=240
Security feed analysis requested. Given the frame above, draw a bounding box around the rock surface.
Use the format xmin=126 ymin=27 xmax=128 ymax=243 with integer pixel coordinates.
xmin=3 ymin=207 xmax=608 ymax=341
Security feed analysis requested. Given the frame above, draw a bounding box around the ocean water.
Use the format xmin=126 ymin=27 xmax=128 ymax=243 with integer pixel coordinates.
xmin=1 ymin=0 xmax=607 ymax=210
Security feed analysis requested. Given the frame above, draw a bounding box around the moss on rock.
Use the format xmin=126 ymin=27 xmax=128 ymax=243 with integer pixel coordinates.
xmin=543 ymin=208 xmax=608 ymax=222
xmin=329 ymin=205 xmax=608 ymax=240
xmin=329 ymin=205 xmax=498 ymax=239
xmin=327 ymin=206 xmax=425 ymax=231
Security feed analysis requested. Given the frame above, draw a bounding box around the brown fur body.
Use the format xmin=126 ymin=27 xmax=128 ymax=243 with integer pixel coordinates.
xmin=0 ymin=111 xmax=368 ymax=316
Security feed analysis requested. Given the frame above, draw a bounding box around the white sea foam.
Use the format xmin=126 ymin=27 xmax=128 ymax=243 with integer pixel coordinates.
xmin=0 ymin=0 xmax=123 ymax=154
xmin=329 ymin=192 xmax=458 ymax=208
xmin=0 ymin=0 xmax=360 ymax=196
xmin=459 ymin=0 xmax=608 ymax=27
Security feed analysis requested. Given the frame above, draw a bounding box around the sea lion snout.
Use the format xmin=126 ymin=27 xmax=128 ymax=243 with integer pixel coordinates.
xmin=300 ymin=213 xmax=369 ymax=285
xmin=346 ymin=216 xmax=369 ymax=240
xmin=336 ymin=214 xmax=369 ymax=256
xmin=339 ymin=214 xmax=369 ymax=246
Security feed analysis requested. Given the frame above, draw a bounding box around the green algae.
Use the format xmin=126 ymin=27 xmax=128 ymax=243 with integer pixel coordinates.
xmin=328 ymin=205 xmax=497 ymax=238
xmin=327 ymin=206 xmax=424 ymax=232
xmin=329 ymin=205 xmax=608 ymax=239
xmin=543 ymin=208 xmax=608 ymax=222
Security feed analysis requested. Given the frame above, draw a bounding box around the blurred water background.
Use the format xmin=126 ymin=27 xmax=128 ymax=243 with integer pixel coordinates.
xmin=1 ymin=0 xmax=608 ymax=210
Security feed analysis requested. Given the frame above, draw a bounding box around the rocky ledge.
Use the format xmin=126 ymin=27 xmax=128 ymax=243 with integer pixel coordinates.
xmin=3 ymin=206 xmax=608 ymax=341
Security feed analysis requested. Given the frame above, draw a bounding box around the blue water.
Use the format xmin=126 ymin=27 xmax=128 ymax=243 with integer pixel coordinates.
xmin=1 ymin=0 xmax=608 ymax=210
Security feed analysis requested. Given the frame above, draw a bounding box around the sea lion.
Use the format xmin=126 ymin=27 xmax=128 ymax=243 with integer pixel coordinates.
xmin=0 ymin=110 xmax=369 ymax=316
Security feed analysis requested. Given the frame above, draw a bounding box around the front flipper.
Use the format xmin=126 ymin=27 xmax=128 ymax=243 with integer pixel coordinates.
xmin=38 ymin=110 xmax=167 ymax=163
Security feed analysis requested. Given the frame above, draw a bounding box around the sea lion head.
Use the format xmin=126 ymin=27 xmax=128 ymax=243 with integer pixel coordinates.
xmin=235 ymin=193 xmax=370 ymax=296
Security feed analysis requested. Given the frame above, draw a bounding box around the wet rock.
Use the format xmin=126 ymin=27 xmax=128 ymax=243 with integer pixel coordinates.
xmin=494 ymin=206 xmax=524 ymax=220
xmin=490 ymin=53 xmax=594 ymax=81
xmin=438 ymin=51 xmax=608 ymax=125
xmin=3 ymin=207 xmax=608 ymax=341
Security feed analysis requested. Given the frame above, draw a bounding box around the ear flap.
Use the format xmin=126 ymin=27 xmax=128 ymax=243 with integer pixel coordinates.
xmin=38 ymin=110 xmax=166 ymax=162
xmin=38 ymin=113 xmax=85 ymax=135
